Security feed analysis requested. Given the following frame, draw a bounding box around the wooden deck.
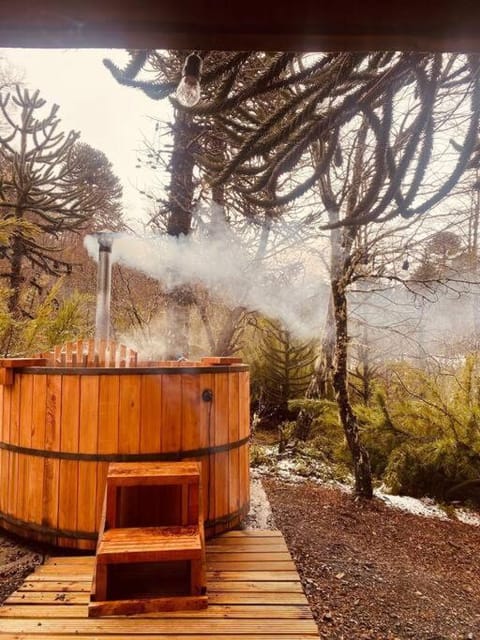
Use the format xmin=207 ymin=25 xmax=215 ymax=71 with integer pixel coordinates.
xmin=0 ymin=530 xmax=319 ymax=639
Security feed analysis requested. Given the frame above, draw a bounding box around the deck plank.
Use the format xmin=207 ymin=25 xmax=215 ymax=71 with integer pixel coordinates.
xmin=0 ymin=636 xmax=319 ymax=640
xmin=6 ymin=592 xmax=309 ymax=605
xmin=27 ymin=570 xmax=300 ymax=582
xmin=0 ymin=530 xmax=318 ymax=639
xmin=31 ymin=563 xmax=297 ymax=574
xmin=0 ymin=604 xmax=313 ymax=618
xmin=17 ymin=580 xmax=306 ymax=593
xmin=45 ymin=551 xmax=294 ymax=564
xmin=0 ymin=619 xmax=318 ymax=633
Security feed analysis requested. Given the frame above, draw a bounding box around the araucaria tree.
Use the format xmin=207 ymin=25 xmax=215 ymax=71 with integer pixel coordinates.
xmin=104 ymin=51 xmax=296 ymax=357
xmin=0 ymin=87 xmax=122 ymax=317
xmin=106 ymin=51 xmax=480 ymax=497
xmin=190 ymin=53 xmax=480 ymax=497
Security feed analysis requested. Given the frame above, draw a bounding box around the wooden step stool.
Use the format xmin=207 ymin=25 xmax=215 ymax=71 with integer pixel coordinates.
xmin=88 ymin=461 xmax=207 ymax=617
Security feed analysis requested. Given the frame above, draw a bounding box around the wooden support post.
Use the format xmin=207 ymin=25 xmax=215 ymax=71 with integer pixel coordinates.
xmin=94 ymin=564 xmax=108 ymax=602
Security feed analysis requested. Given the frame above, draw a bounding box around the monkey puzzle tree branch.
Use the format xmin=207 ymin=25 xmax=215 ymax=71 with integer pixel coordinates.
xmin=0 ymin=88 xmax=123 ymax=317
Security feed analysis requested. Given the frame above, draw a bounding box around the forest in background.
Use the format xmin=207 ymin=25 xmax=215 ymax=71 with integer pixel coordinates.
xmin=0 ymin=51 xmax=480 ymax=507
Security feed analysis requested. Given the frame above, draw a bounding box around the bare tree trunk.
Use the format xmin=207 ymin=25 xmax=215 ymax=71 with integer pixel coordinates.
xmin=8 ymin=233 xmax=23 ymax=315
xmin=166 ymin=111 xmax=196 ymax=238
xmin=164 ymin=110 xmax=197 ymax=358
xmin=331 ymin=273 xmax=373 ymax=498
xmin=165 ymin=284 xmax=195 ymax=359
xmin=295 ymin=220 xmax=336 ymax=440
xmin=165 ymin=303 xmax=191 ymax=358
xmin=469 ymin=172 xmax=480 ymax=348
xmin=307 ymin=293 xmax=335 ymax=400
xmin=295 ymin=206 xmax=337 ymax=441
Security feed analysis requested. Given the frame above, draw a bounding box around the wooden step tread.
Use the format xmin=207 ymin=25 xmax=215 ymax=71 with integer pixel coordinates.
xmin=107 ymin=462 xmax=201 ymax=486
xmin=97 ymin=526 xmax=203 ymax=563
xmin=88 ymin=594 xmax=209 ymax=617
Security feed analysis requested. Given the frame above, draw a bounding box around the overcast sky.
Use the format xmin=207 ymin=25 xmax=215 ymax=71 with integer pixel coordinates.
xmin=1 ymin=48 xmax=170 ymax=226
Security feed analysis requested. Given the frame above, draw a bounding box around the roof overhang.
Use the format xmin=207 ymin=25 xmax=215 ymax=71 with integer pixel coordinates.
xmin=1 ymin=1 xmax=480 ymax=52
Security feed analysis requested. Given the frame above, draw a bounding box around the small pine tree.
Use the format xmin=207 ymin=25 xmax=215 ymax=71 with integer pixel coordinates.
xmin=250 ymin=317 xmax=316 ymax=427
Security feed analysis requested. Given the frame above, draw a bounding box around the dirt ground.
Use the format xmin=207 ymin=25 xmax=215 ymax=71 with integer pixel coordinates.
xmin=263 ymin=477 xmax=480 ymax=640
xmin=0 ymin=479 xmax=479 ymax=640
xmin=0 ymin=531 xmax=43 ymax=604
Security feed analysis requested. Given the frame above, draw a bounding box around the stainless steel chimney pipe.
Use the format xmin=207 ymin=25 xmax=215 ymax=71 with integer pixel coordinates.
xmin=95 ymin=232 xmax=114 ymax=342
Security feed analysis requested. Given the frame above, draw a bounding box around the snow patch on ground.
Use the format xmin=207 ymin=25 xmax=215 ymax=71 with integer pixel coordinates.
xmin=375 ymin=490 xmax=449 ymax=520
xmin=243 ymin=475 xmax=275 ymax=530
xmin=253 ymin=444 xmax=351 ymax=485
xmin=455 ymin=508 xmax=480 ymax=526
xmin=375 ymin=490 xmax=480 ymax=526
xmin=252 ymin=443 xmax=480 ymax=527
xmin=276 ymin=457 xmax=309 ymax=483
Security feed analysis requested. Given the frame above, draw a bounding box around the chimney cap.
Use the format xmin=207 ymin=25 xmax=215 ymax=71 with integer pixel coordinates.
xmin=95 ymin=230 xmax=115 ymax=249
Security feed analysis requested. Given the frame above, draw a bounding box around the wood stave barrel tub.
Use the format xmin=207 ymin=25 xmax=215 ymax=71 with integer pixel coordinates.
xmin=0 ymin=357 xmax=250 ymax=550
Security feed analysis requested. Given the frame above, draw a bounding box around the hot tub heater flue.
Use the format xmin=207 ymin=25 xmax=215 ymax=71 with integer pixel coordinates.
xmin=95 ymin=231 xmax=114 ymax=343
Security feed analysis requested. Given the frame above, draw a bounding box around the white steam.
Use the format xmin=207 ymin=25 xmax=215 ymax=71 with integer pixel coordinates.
xmin=84 ymin=218 xmax=329 ymax=341
xmin=84 ymin=216 xmax=480 ymax=366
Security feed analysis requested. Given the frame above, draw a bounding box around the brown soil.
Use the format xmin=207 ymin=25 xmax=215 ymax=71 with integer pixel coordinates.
xmin=263 ymin=477 xmax=480 ymax=640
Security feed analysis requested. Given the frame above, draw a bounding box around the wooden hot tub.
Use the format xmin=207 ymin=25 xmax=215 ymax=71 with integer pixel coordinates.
xmin=0 ymin=344 xmax=250 ymax=549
